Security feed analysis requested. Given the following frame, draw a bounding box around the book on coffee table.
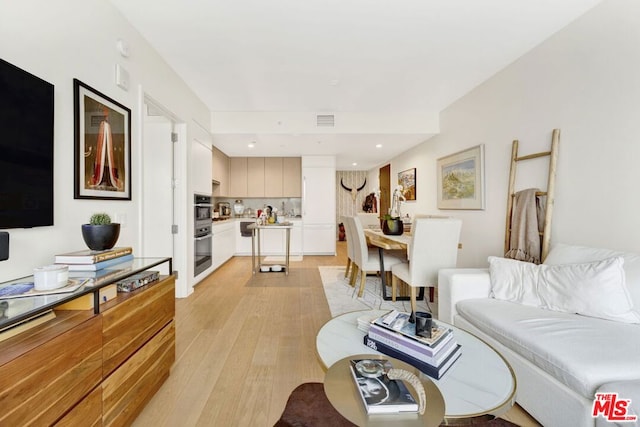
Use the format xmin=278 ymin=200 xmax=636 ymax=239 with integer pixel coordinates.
xmin=349 ymin=358 xmax=419 ymax=414
xmin=364 ymin=335 xmax=462 ymax=380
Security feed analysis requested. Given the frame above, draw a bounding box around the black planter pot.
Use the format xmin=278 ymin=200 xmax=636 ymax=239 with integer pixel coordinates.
xmin=81 ymin=223 xmax=121 ymax=251
xmin=382 ymin=218 xmax=403 ymax=236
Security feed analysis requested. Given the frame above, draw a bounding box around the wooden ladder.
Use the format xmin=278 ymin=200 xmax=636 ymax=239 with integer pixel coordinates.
xmin=504 ymin=129 xmax=560 ymax=262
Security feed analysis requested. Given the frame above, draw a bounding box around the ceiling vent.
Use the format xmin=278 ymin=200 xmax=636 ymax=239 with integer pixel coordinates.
xmin=316 ymin=114 xmax=335 ymax=127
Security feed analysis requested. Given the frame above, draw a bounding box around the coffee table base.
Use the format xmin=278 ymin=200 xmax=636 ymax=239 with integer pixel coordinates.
xmin=324 ymin=354 xmax=445 ymax=427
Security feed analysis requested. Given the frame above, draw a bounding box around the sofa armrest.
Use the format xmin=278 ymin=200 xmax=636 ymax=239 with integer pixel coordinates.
xmin=437 ymin=268 xmax=491 ymax=324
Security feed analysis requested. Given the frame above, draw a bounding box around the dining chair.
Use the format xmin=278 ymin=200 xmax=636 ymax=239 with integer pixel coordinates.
xmin=391 ymin=217 xmax=462 ymax=314
xmin=342 ymin=216 xmax=356 ymax=283
xmin=351 ymin=215 xmax=405 ymax=297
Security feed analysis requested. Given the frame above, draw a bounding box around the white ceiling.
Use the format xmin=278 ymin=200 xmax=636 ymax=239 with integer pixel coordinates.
xmin=110 ymin=0 xmax=602 ymax=170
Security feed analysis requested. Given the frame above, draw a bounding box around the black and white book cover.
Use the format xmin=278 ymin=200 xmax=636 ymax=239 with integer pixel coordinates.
xmin=349 ymin=359 xmax=419 ymax=414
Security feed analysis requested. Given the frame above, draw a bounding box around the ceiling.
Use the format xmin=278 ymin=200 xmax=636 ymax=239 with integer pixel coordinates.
xmin=109 ymin=0 xmax=602 ymax=170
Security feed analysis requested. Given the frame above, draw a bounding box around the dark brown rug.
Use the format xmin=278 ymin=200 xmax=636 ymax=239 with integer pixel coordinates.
xmin=273 ymin=383 xmax=520 ymax=427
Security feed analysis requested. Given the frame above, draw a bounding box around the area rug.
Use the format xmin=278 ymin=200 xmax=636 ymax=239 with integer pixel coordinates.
xmin=274 ymin=382 xmax=519 ymax=427
xmin=319 ymin=266 xmax=433 ymax=318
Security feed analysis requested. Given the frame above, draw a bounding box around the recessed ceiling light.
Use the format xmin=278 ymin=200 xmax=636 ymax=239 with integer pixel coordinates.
xmin=376 ymin=144 xmax=382 ymax=148
xmin=248 ymin=141 xmax=255 ymax=148
xmin=352 ymin=162 xmax=357 ymax=166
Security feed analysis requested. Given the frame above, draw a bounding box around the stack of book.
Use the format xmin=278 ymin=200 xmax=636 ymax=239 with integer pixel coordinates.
xmin=364 ymin=310 xmax=461 ymax=380
xmin=55 ymin=247 xmax=134 ymax=286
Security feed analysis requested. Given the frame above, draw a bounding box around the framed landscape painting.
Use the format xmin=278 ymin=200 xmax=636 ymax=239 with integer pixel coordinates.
xmin=74 ymin=79 xmax=131 ymax=200
xmin=437 ymin=144 xmax=485 ymax=210
xmin=398 ymin=168 xmax=416 ymax=201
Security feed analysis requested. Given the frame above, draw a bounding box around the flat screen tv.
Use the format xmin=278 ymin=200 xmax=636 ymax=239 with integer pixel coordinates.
xmin=0 ymin=58 xmax=54 ymax=229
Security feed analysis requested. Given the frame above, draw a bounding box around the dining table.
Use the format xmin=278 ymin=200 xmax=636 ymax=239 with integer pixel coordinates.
xmin=363 ymin=229 xmax=424 ymax=301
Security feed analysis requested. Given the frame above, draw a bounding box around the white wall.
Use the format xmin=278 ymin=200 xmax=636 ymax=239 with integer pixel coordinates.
xmin=376 ymin=0 xmax=640 ymax=267
xmin=0 ymin=0 xmax=211 ymax=293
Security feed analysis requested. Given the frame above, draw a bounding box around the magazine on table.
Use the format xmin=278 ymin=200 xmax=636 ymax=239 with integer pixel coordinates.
xmin=349 ymin=359 xmax=419 ymax=414
xmin=373 ymin=310 xmax=452 ymax=347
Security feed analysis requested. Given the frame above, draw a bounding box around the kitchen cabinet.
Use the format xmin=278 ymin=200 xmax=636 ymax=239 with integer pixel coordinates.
xmin=226 ymin=156 xmax=301 ymax=198
xmin=302 ymin=224 xmax=336 ymax=255
xmin=212 ymin=220 xmax=235 ymax=269
xmin=212 ymin=146 xmax=229 ymax=197
xmin=192 ymin=140 xmax=212 ymax=195
xmin=290 ymin=219 xmax=303 ymax=255
xmin=302 ymin=156 xmax=336 ymax=255
xmin=247 ymin=157 xmax=265 ymax=197
xmin=283 ymin=157 xmax=302 ymax=197
xmin=229 ymin=157 xmax=248 ymax=197
xmin=264 ymin=157 xmax=283 ymax=197
xmin=235 ymin=220 xmax=253 ymax=255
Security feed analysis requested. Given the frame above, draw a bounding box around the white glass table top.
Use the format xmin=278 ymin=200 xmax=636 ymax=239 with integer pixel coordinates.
xmin=316 ymin=309 xmax=516 ymax=420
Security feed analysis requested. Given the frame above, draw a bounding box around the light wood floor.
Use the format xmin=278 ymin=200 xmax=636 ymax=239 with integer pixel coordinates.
xmin=132 ymin=242 xmax=540 ymax=427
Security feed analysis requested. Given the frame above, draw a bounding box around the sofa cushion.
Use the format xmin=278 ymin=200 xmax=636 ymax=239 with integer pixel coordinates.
xmin=489 ymin=256 xmax=542 ymax=307
xmin=545 ymin=243 xmax=640 ymax=311
xmin=489 ymin=256 xmax=640 ymax=323
xmin=456 ymin=298 xmax=640 ymax=400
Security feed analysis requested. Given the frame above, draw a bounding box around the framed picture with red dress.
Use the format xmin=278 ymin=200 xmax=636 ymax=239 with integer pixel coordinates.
xmin=74 ymin=79 xmax=131 ymax=200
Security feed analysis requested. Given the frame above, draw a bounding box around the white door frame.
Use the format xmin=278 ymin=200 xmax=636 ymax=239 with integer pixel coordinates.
xmin=136 ymin=87 xmax=190 ymax=298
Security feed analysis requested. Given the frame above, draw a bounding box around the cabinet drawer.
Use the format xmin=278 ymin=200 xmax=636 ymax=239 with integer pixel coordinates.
xmin=55 ymin=386 xmax=102 ymax=427
xmin=102 ymin=276 xmax=175 ymax=376
xmin=102 ymin=320 xmax=175 ymax=427
xmin=0 ymin=316 xmax=102 ymax=426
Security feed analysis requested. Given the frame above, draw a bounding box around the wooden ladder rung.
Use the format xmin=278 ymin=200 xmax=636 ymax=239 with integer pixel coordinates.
xmin=515 ymin=151 xmax=552 ymax=162
xmin=510 ymin=191 xmax=548 ymax=198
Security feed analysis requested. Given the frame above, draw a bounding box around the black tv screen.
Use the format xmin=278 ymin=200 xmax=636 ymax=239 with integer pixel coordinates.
xmin=0 ymin=58 xmax=54 ymax=229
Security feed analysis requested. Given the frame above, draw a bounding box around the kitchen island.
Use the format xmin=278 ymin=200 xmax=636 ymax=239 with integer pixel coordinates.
xmin=247 ymin=222 xmax=293 ymax=275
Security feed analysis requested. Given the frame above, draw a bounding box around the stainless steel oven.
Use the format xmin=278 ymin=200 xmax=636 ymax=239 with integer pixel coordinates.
xmin=194 ymin=195 xmax=212 ymax=276
xmin=194 ymin=194 xmax=213 ymax=222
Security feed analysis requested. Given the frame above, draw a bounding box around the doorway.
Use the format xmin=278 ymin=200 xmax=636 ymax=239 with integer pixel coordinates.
xmin=379 ymin=164 xmax=391 ymax=217
xmin=141 ymin=96 xmax=185 ymax=294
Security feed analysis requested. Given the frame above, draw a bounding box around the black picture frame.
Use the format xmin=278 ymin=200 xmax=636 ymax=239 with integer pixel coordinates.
xmin=74 ymin=79 xmax=131 ymax=200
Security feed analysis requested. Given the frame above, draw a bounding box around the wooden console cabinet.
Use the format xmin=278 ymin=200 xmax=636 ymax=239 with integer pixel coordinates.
xmin=0 ymin=273 xmax=175 ymax=427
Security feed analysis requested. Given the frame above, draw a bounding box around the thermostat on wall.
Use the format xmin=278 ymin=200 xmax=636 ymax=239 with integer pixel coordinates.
xmin=115 ymin=64 xmax=129 ymax=91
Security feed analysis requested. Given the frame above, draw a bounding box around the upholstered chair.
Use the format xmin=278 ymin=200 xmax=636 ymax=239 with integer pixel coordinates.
xmin=391 ymin=217 xmax=462 ymax=314
xmin=350 ymin=215 xmax=405 ymax=297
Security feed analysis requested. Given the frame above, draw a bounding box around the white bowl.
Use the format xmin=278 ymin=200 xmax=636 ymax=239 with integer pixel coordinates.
xmin=260 ymin=266 xmax=270 ymax=272
xmin=271 ymin=264 xmax=282 ymax=272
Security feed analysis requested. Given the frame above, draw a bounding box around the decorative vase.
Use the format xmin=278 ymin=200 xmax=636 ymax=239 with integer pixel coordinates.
xmin=382 ymin=218 xmax=403 ymax=236
xmin=81 ymin=223 xmax=121 ymax=251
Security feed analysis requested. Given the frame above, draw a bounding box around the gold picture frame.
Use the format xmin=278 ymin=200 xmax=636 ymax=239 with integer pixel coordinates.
xmin=437 ymin=144 xmax=485 ymax=210
xmin=398 ymin=168 xmax=416 ymax=201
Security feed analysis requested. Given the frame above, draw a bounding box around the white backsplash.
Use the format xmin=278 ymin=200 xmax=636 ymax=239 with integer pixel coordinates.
xmin=214 ymin=197 xmax=302 ymax=218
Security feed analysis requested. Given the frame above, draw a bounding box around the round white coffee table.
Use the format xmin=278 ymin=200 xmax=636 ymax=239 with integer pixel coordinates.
xmin=316 ymin=309 xmax=516 ymax=421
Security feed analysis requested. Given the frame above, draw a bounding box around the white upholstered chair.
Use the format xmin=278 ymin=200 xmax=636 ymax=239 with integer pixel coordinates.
xmin=350 ymin=215 xmax=405 ymax=297
xmin=391 ymin=217 xmax=462 ymax=314
xmin=342 ymin=216 xmax=356 ymax=282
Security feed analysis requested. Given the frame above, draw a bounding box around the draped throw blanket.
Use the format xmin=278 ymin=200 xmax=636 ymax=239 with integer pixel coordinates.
xmin=505 ymin=188 xmax=545 ymax=264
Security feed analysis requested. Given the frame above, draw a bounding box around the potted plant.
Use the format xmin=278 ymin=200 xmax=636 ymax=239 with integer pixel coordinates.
xmin=382 ymin=214 xmax=403 ymax=235
xmin=81 ymin=212 xmax=120 ymax=251
xmin=382 ymin=185 xmax=405 ymax=235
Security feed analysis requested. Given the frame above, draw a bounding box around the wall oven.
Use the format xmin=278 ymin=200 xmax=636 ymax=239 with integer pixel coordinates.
xmin=194 ymin=194 xmax=212 ymax=276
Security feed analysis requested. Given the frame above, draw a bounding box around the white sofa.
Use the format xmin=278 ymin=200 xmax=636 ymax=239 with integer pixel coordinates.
xmin=438 ymin=243 xmax=640 ymax=427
